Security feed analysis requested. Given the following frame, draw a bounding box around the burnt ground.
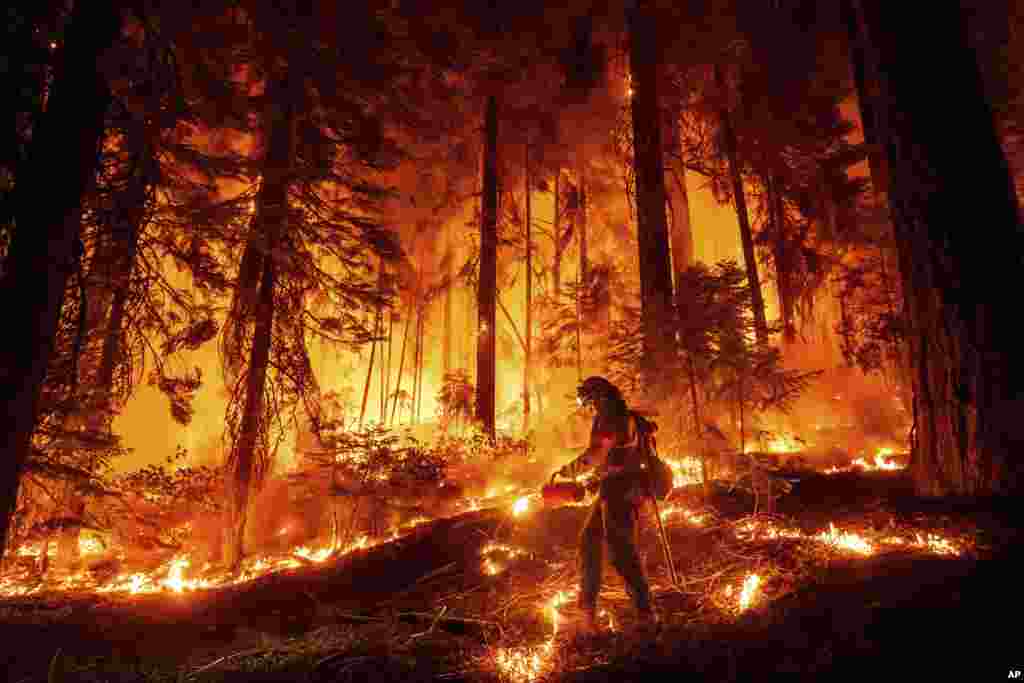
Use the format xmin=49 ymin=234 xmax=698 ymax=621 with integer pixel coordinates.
xmin=2 ymin=470 xmax=1022 ymax=682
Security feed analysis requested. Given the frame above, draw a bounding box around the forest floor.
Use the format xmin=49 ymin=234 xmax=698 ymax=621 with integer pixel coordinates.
xmin=3 ymin=469 xmax=1022 ymax=682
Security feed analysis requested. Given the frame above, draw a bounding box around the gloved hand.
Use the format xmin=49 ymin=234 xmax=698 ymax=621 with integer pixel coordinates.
xmin=552 ymin=466 xmax=568 ymax=482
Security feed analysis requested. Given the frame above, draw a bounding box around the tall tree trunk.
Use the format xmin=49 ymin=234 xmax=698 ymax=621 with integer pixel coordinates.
xmin=58 ymin=139 xmax=154 ymax=568
xmin=0 ymin=0 xmax=120 ymax=559
xmin=839 ymin=0 xmax=889 ymax=202
xmin=577 ymin=160 xmax=587 ymax=380
xmin=665 ymin=105 xmax=695 ymax=287
xmin=714 ymin=63 xmax=768 ymax=346
xmin=443 ymin=248 xmax=453 ymax=375
xmin=577 ymin=163 xmax=588 ymax=289
xmin=414 ymin=303 xmax=425 ymax=424
xmin=841 ymin=0 xmax=912 ymax=413
xmin=852 ymin=0 xmax=1024 ymax=496
xmin=359 ymin=261 xmax=385 ymax=429
xmin=552 ymin=169 xmax=562 ymax=300
xmin=475 ymin=95 xmax=498 ymax=439
xmin=382 ymin=308 xmax=392 ymax=423
xmin=226 ymin=74 xmax=294 ymax=570
xmin=766 ymin=174 xmax=796 ymax=342
xmin=628 ymin=1 xmax=675 ymax=389
xmin=523 ymin=143 xmax=532 ymax=435
xmin=390 ymin=298 xmax=414 ymax=425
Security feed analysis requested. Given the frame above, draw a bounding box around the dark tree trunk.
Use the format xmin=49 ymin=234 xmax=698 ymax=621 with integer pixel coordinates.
xmin=443 ymin=248 xmax=452 ymax=376
xmin=628 ymin=2 xmax=675 ymax=387
xmin=852 ymin=0 xmax=1024 ymax=496
xmin=475 ymin=95 xmax=498 ymax=439
xmin=57 ymin=139 xmax=154 ymax=568
xmin=414 ymin=303 xmax=425 ymax=424
xmin=523 ymin=143 xmax=532 ymax=435
xmin=665 ymin=105 xmax=695 ymax=287
xmin=359 ymin=261 xmax=385 ymax=429
xmin=840 ymin=0 xmax=889 ymax=200
xmin=552 ymin=169 xmax=563 ymax=300
xmin=0 ymin=1 xmax=120 ymax=558
xmin=577 ymin=162 xmax=588 ymax=289
xmin=227 ymin=75 xmax=294 ymax=569
xmin=767 ymin=174 xmax=796 ymax=342
xmin=715 ymin=64 xmax=768 ymax=346
xmin=841 ymin=0 xmax=912 ymax=412
xmin=390 ymin=298 xmax=414 ymax=425
xmin=577 ymin=160 xmax=588 ymax=378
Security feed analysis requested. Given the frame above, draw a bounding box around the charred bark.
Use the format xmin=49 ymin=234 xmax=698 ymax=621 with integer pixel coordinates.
xmin=852 ymin=0 xmax=1024 ymax=496
xmin=226 ymin=75 xmax=294 ymax=569
xmin=523 ymin=143 xmax=532 ymax=435
xmin=628 ymin=2 xmax=675 ymax=388
xmin=665 ymin=105 xmax=695 ymax=287
xmin=767 ymin=174 xmax=796 ymax=342
xmin=475 ymin=95 xmax=498 ymax=439
xmin=0 ymin=1 xmax=120 ymax=558
xmin=577 ymin=162 xmax=588 ymax=290
xmin=714 ymin=63 xmax=768 ymax=346
xmin=552 ymin=169 xmax=563 ymax=300
xmin=390 ymin=298 xmax=414 ymax=425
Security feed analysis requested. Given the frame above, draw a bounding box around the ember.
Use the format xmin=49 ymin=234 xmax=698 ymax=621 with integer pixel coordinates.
xmin=481 ymin=541 xmax=529 ymax=576
xmin=659 ymin=504 xmax=706 ymax=526
xmin=491 ymin=591 xmax=569 ymax=681
xmin=816 ymin=523 xmax=874 ymax=555
xmin=826 ymin=447 xmax=905 ymax=474
xmin=738 ymin=573 xmax=761 ymax=611
xmin=665 ymin=456 xmax=702 ymax=488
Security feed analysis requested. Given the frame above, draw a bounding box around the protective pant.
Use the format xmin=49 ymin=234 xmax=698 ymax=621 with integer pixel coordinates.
xmin=578 ymin=474 xmax=652 ymax=614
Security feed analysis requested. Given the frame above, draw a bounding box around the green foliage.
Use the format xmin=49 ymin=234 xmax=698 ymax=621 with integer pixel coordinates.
xmin=605 ymin=261 xmax=820 ymax=446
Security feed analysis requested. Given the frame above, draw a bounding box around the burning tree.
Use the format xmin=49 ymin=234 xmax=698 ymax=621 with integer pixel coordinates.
xmin=606 ymin=260 xmax=818 ymax=494
xmin=209 ymin=2 xmax=438 ymax=569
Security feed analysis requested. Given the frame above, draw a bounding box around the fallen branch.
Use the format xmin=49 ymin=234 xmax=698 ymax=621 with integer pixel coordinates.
xmin=187 ymin=648 xmax=269 ymax=678
xmin=332 ymin=609 xmax=501 ymax=638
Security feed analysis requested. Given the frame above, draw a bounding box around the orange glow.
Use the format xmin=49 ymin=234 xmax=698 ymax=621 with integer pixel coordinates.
xmin=512 ymin=496 xmax=530 ymax=516
xmin=816 ymin=523 xmax=874 ymax=555
xmin=738 ymin=573 xmax=761 ymax=611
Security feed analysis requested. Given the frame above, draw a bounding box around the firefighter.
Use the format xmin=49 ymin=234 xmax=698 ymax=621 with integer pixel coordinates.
xmin=553 ymin=376 xmax=659 ymax=634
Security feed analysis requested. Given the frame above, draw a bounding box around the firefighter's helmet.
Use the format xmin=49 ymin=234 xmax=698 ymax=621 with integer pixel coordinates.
xmin=576 ymin=376 xmax=620 ymax=408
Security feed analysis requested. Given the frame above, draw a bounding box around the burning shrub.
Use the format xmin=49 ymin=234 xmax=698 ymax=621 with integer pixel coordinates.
xmin=289 ymin=424 xmax=453 ymax=545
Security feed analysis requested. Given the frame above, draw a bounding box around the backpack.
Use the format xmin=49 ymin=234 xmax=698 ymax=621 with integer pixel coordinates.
xmin=631 ymin=412 xmax=674 ymax=500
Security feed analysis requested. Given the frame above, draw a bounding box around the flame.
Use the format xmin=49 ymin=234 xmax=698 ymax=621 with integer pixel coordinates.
xmin=480 ymin=541 xmax=528 ymax=576
xmin=816 ymin=523 xmax=874 ymax=555
xmin=512 ymin=496 xmax=530 ymax=516
xmin=826 ymin=447 xmax=905 ymax=474
xmin=745 ymin=433 xmax=805 ymax=455
xmin=738 ymin=573 xmax=761 ymax=611
xmin=163 ymin=556 xmax=190 ymax=593
xmin=665 ymin=456 xmax=702 ymax=488
xmin=78 ymin=535 xmax=104 ymax=556
xmin=491 ymin=590 xmax=569 ymax=681
xmin=659 ymin=504 xmax=706 ymax=526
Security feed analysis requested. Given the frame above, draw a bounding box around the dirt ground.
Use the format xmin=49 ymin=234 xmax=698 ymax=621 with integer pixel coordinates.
xmin=3 ymin=470 xmax=1022 ymax=682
